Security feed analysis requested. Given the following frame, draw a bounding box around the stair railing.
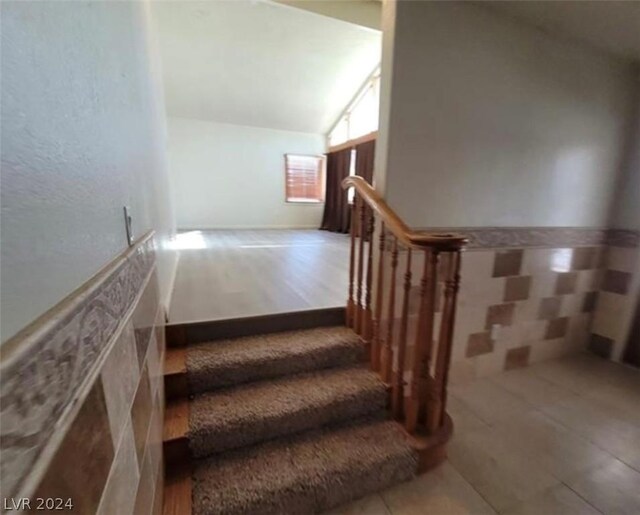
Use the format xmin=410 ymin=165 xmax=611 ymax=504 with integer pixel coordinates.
xmin=342 ymin=176 xmax=467 ymax=436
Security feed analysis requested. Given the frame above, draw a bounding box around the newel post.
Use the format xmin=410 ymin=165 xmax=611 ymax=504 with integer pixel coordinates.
xmin=426 ymin=250 xmax=462 ymax=433
xmin=405 ymin=249 xmax=438 ymax=434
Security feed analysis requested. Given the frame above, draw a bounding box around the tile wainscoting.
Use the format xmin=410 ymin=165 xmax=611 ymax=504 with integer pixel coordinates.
xmin=449 ymin=244 xmax=602 ymax=383
xmin=389 ymin=227 xmax=639 ymax=387
xmin=0 ymin=232 xmax=165 ymax=514
xmin=590 ymin=230 xmax=640 ymax=361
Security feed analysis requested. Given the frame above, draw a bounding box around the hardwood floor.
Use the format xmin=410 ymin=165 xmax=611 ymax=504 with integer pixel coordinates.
xmin=169 ymin=229 xmax=350 ymax=324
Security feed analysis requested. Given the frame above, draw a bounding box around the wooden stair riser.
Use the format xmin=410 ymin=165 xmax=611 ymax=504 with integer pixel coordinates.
xmin=166 ymin=307 xmax=345 ymax=348
xmin=165 ymin=373 xmax=188 ymax=401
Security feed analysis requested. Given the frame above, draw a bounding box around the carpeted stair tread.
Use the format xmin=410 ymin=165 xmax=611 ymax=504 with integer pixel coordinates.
xmin=189 ymin=366 xmax=387 ymax=457
xmin=192 ymin=419 xmax=418 ymax=515
xmin=186 ymin=326 xmax=363 ymax=394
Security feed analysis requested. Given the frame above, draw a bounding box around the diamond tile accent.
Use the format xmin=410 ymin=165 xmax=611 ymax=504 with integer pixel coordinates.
xmin=466 ymin=332 xmax=494 ymax=358
xmin=505 ymin=346 xmax=531 ymax=370
xmin=555 ymin=272 xmax=578 ymax=295
xmin=493 ymin=250 xmax=523 ymax=278
xmin=33 ymin=382 xmax=114 ymax=514
xmin=571 ymin=247 xmax=598 ymax=270
xmin=538 ymin=297 xmax=562 ymax=320
xmin=545 ymin=317 xmax=569 ymax=339
xmin=602 ymin=270 xmax=631 ymax=295
xmin=504 ymin=276 xmax=531 ymax=302
xmin=485 ymin=303 xmax=516 ymax=330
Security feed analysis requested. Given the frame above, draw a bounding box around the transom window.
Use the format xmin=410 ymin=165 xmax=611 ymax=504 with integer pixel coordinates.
xmin=328 ymin=68 xmax=380 ymax=147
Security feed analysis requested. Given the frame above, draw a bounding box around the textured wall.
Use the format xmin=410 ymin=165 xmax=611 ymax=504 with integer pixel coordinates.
xmin=376 ymin=1 xmax=635 ymax=228
xmin=168 ymin=117 xmax=326 ymax=229
xmin=0 ymin=1 xmax=177 ymax=342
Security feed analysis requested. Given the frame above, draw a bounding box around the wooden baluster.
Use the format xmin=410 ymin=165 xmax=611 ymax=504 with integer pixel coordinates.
xmin=392 ymin=248 xmax=412 ymax=419
xmin=381 ymin=238 xmax=399 ymax=384
xmin=346 ymin=196 xmax=358 ymax=328
xmin=371 ymin=223 xmax=386 ymax=371
xmin=362 ymin=209 xmax=375 ymax=343
xmin=405 ymin=249 xmax=439 ymax=434
xmin=426 ymin=250 xmax=461 ymax=432
xmin=354 ymin=200 xmax=367 ymax=335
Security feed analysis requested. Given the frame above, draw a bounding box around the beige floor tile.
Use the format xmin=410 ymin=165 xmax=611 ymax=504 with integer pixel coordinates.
xmin=323 ymin=494 xmax=391 ymax=515
xmin=489 ymin=409 xmax=615 ymax=481
xmin=541 ymin=397 xmax=640 ymax=471
xmin=381 ymin=462 xmax=497 ymax=515
xmin=501 ymin=484 xmax=601 ymax=515
xmin=566 ymin=459 xmax=640 ymax=515
xmin=449 ymin=379 xmax=532 ymax=425
xmin=585 ymin=384 xmax=640 ymax=428
xmin=447 ymin=425 xmax=559 ymax=511
xmin=528 ymin=356 xmax=612 ymax=394
xmin=447 ymin=395 xmax=491 ymax=435
xmin=488 ymin=366 xmax=580 ymax=410
xmin=568 ymin=353 xmax=640 ymax=389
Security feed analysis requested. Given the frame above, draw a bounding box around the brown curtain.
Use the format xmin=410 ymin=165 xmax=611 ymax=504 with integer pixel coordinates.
xmin=355 ymin=139 xmax=375 ymax=184
xmin=320 ymin=148 xmax=352 ymax=233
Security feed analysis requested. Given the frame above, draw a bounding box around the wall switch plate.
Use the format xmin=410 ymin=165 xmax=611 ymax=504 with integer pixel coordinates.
xmin=123 ymin=206 xmax=134 ymax=246
xmin=490 ymin=323 xmax=501 ymax=340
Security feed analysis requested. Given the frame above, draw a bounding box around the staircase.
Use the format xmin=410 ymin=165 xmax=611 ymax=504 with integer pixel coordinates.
xmin=163 ymin=177 xmax=467 ymax=514
xmin=163 ymin=313 xmax=419 ymax=515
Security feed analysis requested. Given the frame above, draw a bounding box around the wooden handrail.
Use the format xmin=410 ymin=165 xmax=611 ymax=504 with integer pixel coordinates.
xmin=343 ymin=175 xmax=466 ymax=443
xmin=341 ymin=176 xmax=467 ymax=250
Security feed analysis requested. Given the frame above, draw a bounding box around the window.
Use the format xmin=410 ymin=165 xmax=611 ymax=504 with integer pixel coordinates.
xmin=328 ymin=67 xmax=380 ymax=147
xmin=284 ymin=154 xmax=325 ymax=203
xmin=347 ymin=148 xmax=356 ymax=204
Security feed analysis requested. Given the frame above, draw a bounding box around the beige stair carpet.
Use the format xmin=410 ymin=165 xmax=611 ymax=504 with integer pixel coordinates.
xmin=188 ymin=366 xmax=387 ymax=457
xmin=192 ymin=419 xmax=418 ymax=515
xmin=186 ymin=326 xmax=363 ymax=394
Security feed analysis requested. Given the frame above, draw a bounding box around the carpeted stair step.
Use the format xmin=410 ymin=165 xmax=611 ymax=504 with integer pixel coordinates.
xmin=192 ymin=419 xmax=418 ymax=515
xmin=189 ymin=366 xmax=387 ymax=457
xmin=186 ymin=326 xmax=363 ymax=394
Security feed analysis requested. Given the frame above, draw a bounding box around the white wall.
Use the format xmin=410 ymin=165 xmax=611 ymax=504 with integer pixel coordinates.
xmin=1 ymin=1 xmax=177 ymax=342
xmin=611 ymin=75 xmax=640 ymax=230
xmin=167 ymin=117 xmax=326 ymax=229
xmin=376 ymin=1 xmax=635 ymax=228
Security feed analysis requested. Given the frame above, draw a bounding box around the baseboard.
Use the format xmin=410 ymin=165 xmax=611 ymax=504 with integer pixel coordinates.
xmin=176 ymin=225 xmax=321 ymax=231
xmin=163 ymin=247 xmax=180 ymax=320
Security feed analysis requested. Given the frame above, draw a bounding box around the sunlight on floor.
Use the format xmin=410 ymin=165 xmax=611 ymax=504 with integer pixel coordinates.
xmin=171 ymin=230 xmax=207 ymax=250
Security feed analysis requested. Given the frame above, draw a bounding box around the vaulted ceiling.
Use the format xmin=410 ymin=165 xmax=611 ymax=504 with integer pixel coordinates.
xmin=152 ymin=0 xmax=381 ymax=134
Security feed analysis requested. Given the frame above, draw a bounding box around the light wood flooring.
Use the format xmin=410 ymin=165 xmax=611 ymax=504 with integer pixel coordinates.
xmin=169 ymin=230 xmax=349 ymax=324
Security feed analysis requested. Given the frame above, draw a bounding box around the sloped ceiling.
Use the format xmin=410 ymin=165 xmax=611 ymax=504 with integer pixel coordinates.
xmin=485 ymin=1 xmax=640 ymax=63
xmin=152 ymin=0 xmax=381 ymax=134
xmin=274 ymin=0 xmax=381 ymax=30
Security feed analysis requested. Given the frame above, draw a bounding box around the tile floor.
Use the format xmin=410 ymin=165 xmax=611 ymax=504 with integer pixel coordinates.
xmin=325 ymin=352 xmax=640 ymax=515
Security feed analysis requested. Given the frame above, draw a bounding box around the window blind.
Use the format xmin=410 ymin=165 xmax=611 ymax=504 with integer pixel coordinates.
xmin=285 ymin=154 xmax=325 ymax=203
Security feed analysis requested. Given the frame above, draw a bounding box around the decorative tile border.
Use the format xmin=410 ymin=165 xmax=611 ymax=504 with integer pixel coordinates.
xmin=607 ymin=229 xmax=640 ymax=248
xmin=414 ymin=227 xmax=608 ymax=249
xmin=0 ymin=232 xmax=156 ymax=499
